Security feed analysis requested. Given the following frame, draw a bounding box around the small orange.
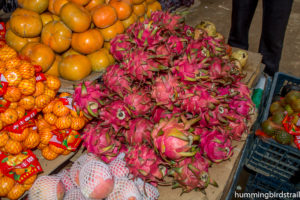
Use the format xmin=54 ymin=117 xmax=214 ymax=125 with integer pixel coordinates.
xmin=3 ymin=87 xmax=22 ymax=102
xmin=8 ymin=102 xmax=18 ymax=109
xmin=132 ymin=0 xmax=144 ymax=4
xmin=61 ymin=149 xmax=71 ymax=155
xmin=53 ymin=100 xmax=70 ymax=117
xmin=37 ymin=118 xmax=51 ymax=131
xmin=49 ymin=144 xmax=64 ymax=154
xmin=37 ymin=143 xmax=47 ymax=150
xmin=58 ymin=92 xmax=72 ymax=98
xmin=71 ymin=117 xmax=86 ymax=130
xmin=45 ymin=74 xmax=61 ymax=90
xmin=15 ymin=106 xmax=26 ymax=120
xmin=146 ymin=0 xmax=161 ymax=18
xmin=109 ymin=0 xmax=133 ymax=20
xmin=5 ymin=57 xmax=21 ymax=69
xmin=4 ymin=69 xmax=22 ymax=87
xmin=42 ymin=99 xmax=57 ymax=114
xmin=1 ymin=108 xmax=18 ymax=125
xmin=0 ymin=45 xmax=17 ymax=62
xmin=19 ymin=96 xmax=35 ymax=110
xmin=23 ymin=174 xmax=37 ymax=185
xmin=23 ymin=130 xmax=40 ymax=149
xmin=35 ymin=94 xmax=51 ymax=109
xmin=7 ymin=183 xmax=26 ymax=200
xmin=133 ymin=2 xmax=147 ymax=17
xmin=9 ymin=128 xmax=30 ymax=142
xmin=121 ymin=12 xmax=138 ymax=29
xmin=4 ymin=139 xmax=23 ymax=154
xmin=44 ymin=113 xmax=57 ymax=125
xmin=39 ymin=127 xmax=53 ymax=145
xmin=44 ymin=87 xmax=57 ymax=100
xmin=18 ymin=60 xmax=35 ymax=79
xmin=55 ymin=115 xmax=72 ymax=129
xmin=33 ymin=81 xmax=46 ymax=97
xmin=0 ymin=131 xmax=9 ymax=147
xmin=18 ymin=79 xmax=36 ymax=95
xmin=70 ymin=109 xmax=84 ymax=118
xmin=0 ymin=176 xmax=15 ymax=196
xmin=0 ymin=121 xmax=2 ymax=131
xmin=41 ymin=146 xmax=58 ymax=160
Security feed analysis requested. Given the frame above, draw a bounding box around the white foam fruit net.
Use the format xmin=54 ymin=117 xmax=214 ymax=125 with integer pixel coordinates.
xmin=57 ymin=169 xmax=76 ymax=192
xmin=109 ymin=153 xmax=129 ymax=178
xmin=64 ymin=188 xmax=87 ymax=200
xmin=134 ymin=178 xmax=160 ymax=200
xmin=107 ymin=178 xmax=143 ymax=200
xmin=79 ymin=159 xmax=113 ymax=198
xmin=28 ymin=175 xmax=65 ymax=200
xmin=70 ymin=153 xmax=98 ymax=186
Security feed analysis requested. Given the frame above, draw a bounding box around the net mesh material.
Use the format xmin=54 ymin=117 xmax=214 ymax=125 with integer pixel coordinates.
xmin=79 ymin=160 xmax=113 ymax=198
xmin=28 ymin=175 xmax=65 ymax=200
xmin=70 ymin=153 xmax=98 ymax=186
xmin=109 ymin=153 xmax=129 ymax=178
xmin=134 ymin=178 xmax=160 ymax=200
xmin=57 ymin=169 xmax=76 ymax=192
xmin=107 ymin=178 xmax=143 ymax=200
xmin=64 ymin=188 xmax=87 ymax=200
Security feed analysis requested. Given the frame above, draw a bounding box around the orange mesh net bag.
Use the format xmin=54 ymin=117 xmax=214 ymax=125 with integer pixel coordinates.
xmin=28 ymin=175 xmax=65 ymax=200
xmin=79 ymin=159 xmax=114 ymax=199
xmin=107 ymin=178 xmax=143 ymax=200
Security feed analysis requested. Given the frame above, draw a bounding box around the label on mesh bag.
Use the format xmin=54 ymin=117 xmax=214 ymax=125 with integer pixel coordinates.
xmin=35 ymin=72 xmax=47 ymax=82
xmin=49 ymin=128 xmax=82 ymax=151
xmin=5 ymin=110 xmax=37 ymax=133
xmin=0 ymin=98 xmax=10 ymax=113
xmin=0 ymin=150 xmax=43 ymax=184
xmin=282 ymin=113 xmax=300 ymax=135
xmin=59 ymin=97 xmax=77 ymax=111
xmin=0 ymin=22 xmax=5 ymax=41
xmin=0 ymin=74 xmax=8 ymax=96
xmin=294 ymin=135 xmax=300 ymax=150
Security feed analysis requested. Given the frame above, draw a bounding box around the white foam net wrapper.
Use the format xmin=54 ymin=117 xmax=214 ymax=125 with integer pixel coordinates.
xmin=58 ymin=169 xmax=76 ymax=192
xmin=134 ymin=178 xmax=160 ymax=200
xmin=70 ymin=153 xmax=99 ymax=186
xmin=109 ymin=153 xmax=129 ymax=178
xmin=107 ymin=178 xmax=143 ymax=200
xmin=63 ymin=188 xmax=87 ymax=200
xmin=28 ymin=175 xmax=65 ymax=200
xmin=79 ymin=159 xmax=113 ymax=198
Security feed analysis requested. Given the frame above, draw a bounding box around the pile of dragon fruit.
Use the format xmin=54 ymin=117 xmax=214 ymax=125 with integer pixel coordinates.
xmin=73 ymin=11 xmax=255 ymax=194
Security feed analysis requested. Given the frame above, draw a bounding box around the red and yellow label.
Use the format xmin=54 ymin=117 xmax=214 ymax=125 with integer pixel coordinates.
xmin=49 ymin=128 xmax=82 ymax=151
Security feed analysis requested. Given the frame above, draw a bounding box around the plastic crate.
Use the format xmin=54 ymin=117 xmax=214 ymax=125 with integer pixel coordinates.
xmin=245 ymin=72 xmax=300 ymax=181
xmin=244 ymin=173 xmax=298 ymax=200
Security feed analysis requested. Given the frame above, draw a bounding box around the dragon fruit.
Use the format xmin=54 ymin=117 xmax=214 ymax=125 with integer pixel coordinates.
xmin=73 ymin=81 xmax=108 ymax=118
xmin=166 ymin=36 xmax=186 ymax=55
xmin=151 ymin=117 xmax=201 ymax=161
xmin=99 ymin=100 xmax=131 ymax=131
xmin=168 ymin=153 xmax=216 ymax=193
xmin=150 ymin=11 xmax=183 ymax=33
xmin=200 ymin=129 xmax=233 ymax=163
xmin=124 ymin=89 xmax=153 ymax=116
xmin=151 ymin=106 xmax=181 ymax=123
xmin=125 ymin=144 xmax=167 ymax=184
xmin=82 ymin=122 xmax=122 ymax=163
xmin=225 ymin=115 xmax=248 ymax=140
xmin=110 ymin=34 xmax=134 ymax=61
xmin=151 ymin=73 xmax=183 ymax=110
xmin=102 ymin=64 xmax=132 ymax=97
xmin=124 ymin=118 xmax=154 ymax=145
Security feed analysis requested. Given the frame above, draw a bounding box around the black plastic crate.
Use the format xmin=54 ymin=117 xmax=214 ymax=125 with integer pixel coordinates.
xmin=245 ymin=72 xmax=300 ymax=181
xmin=243 ymin=173 xmax=298 ymax=200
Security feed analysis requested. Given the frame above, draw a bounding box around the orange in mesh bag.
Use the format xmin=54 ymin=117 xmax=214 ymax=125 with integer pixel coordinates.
xmin=107 ymin=177 xmax=143 ymax=200
xmin=79 ymin=159 xmax=114 ymax=199
xmin=69 ymin=153 xmax=99 ymax=186
xmin=28 ymin=175 xmax=65 ymax=200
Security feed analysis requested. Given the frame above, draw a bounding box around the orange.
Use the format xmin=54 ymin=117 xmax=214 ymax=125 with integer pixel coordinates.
xmin=109 ymin=0 xmax=132 ymax=20
xmin=18 ymin=0 xmax=49 ymax=13
xmin=5 ymin=29 xmax=40 ymax=52
xmin=121 ymin=12 xmax=138 ymax=29
xmin=46 ymin=54 xmax=61 ymax=77
xmin=71 ymin=29 xmax=104 ymax=54
xmin=91 ymin=4 xmax=118 ymax=28
xmin=87 ymin=48 xmax=110 ymax=72
xmin=98 ymin=20 xmax=124 ymax=41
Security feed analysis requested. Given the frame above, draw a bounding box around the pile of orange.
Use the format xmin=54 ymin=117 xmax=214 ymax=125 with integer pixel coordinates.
xmin=5 ymin=0 xmax=162 ymax=81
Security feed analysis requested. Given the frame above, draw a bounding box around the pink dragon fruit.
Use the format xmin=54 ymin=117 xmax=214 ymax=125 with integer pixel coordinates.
xmin=168 ymin=153 xmax=217 ymax=192
xmin=151 ymin=117 xmax=201 ymax=161
xmin=150 ymin=11 xmax=184 ymax=34
xmin=110 ymin=34 xmax=134 ymax=61
xmin=73 ymin=81 xmax=109 ymax=118
xmin=99 ymin=100 xmax=131 ymax=131
xmin=229 ymin=99 xmax=254 ymax=117
xmin=125 ymin=144 xmax=167 ymax=184
xmin=82 ymin=122 xmax=122 ymax=163
xmin=224 ymin=113 xmax=248 ymax=140
xmin=102 ymin=64 xmax=132 ymax=97
xmin=151 ymin=73 xmax=183 ymax=110
xmin=200 ymin=129 xmax=233 ymax=163
xmin=154 ymin=44 xmax=171 ymax=67
xmin=124 ymin=88 xmax=153 ymax=116
xmin=151 ymin=107 xmax=181 ymax=123
xmin=198 ymin=104 xmax=230 ymax=128
xmin=166 ymin=36 xmax=186 ymax=55
xmin=124 ymin=118 xmax=154 ymax=145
